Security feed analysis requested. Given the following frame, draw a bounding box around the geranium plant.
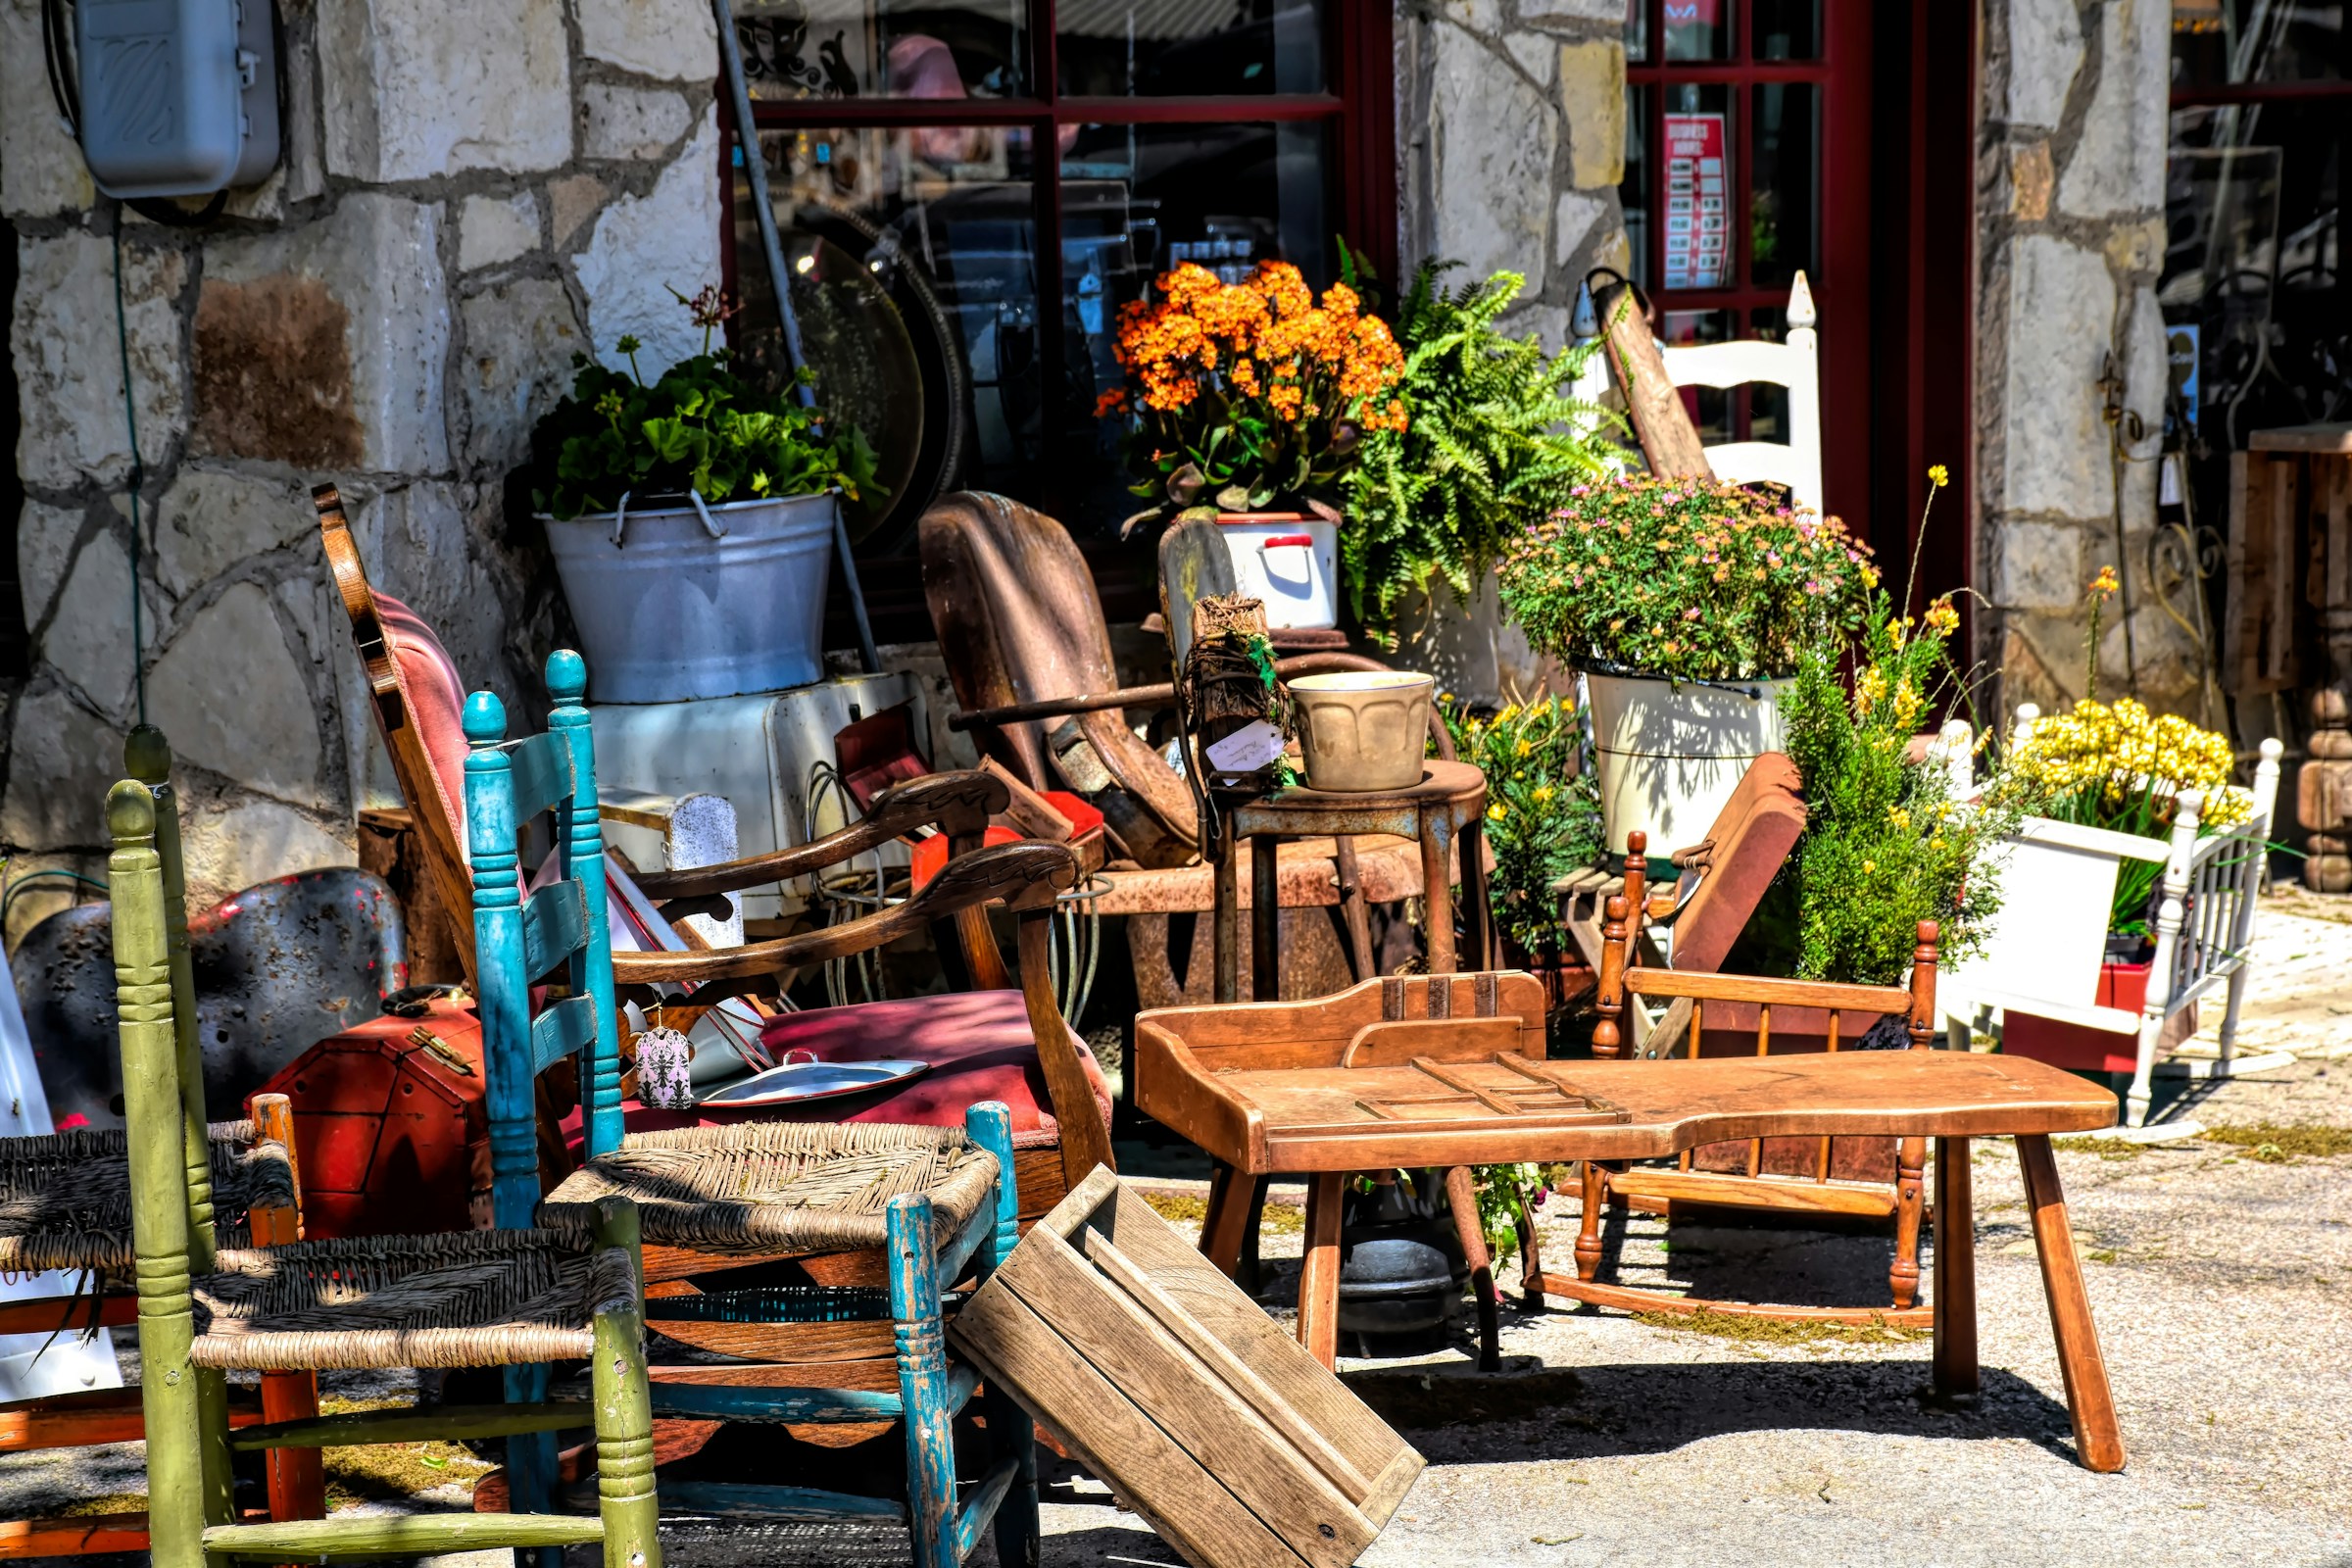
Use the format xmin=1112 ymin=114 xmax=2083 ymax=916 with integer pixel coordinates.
xmin=530 ymin=285 xmax=882 ymax=520
xmin=1495 ymin=475 xmax=1875 ymax=682
xmin=1100 ymin=260 xmax=1406 ymax=516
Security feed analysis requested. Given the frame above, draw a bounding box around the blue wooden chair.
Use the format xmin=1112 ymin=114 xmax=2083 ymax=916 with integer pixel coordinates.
xmin=466 ymin=652 xmax=1052 ymax=1567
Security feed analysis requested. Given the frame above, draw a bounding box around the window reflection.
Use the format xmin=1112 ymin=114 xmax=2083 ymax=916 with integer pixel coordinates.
xmin=738 ymin=0 xmax=1029 ymax=98
xmin=1057 ymin=0 xmax=1323 ymax=95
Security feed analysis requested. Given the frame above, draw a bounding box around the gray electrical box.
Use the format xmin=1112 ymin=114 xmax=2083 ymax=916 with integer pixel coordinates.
xmin=75 ymin=0 xmax=278 ymax=198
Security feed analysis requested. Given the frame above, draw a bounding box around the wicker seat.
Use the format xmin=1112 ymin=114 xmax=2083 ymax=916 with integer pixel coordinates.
xmin=189 ymin=1230 xmax=640 ymax=1372
xmin=0 ymin=1122 xmax=294 ymax=1278
xmin=540 ymin=1121 xmax=999 ymax=1259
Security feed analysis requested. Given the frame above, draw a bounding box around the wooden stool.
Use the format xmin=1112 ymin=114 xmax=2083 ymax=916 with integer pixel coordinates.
xmin=1214 ymin=760 xmax=1492 ymax=1003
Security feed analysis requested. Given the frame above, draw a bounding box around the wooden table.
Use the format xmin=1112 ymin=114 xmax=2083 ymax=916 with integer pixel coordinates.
xmin=1214 ymin=760 xmax=1490 ymax=1003
xmin=1134 ymin=972 xmax=2129 ymax=1472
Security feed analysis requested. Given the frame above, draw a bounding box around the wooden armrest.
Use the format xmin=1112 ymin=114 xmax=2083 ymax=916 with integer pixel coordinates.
xmin=1622 ymin=966 xmax=1910 ymax=1014
xmin=946 ymin=683 xmax=1179 ymax=733
xmin=616 ymin=839 xmax=1078 ymax=987
xmin=630 ymin=771 xmax=1009 ymax=899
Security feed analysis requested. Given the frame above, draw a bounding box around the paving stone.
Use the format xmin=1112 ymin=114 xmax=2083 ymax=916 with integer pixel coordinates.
xmin=1430 ymin=25 xmax=1558 ymax=289
xmin=195 ymin=193 xmax=450 ymax=473
xmin=575 ymin=111 xmax=722 ymax=377
xmin=579 ymin=82 xmax=692 ymax=162
xmin=578 ymin=0 xmax=718 ymax=81
xmin=460 ymin=277 xmax=589 ymax=474
xmin=317 ymin=0 xmax=570 ymax=180
xmin=144 ymin=581 xmax=324 ymax=803
xmin=459 ymin=192 xmax=543 ymax=271
xmin=12 ymin=232 xmax=187 ymax=490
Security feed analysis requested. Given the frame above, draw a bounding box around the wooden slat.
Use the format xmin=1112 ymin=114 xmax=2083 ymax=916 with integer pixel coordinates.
xmin=0 ymin=1295 xmax=134 ymax=1336
xmin=1624 ymin=967 xmax=1912 ymax=1013
xmin=504 ymin=732 xmax=575 ymax=824
xmin=204 ymin=1512 xmax=606 ymax=1557
xmin=649 ymin=1377 xmax=942 ymax=1426
xmin=646 ymin=1316 xmax=895 ymax=1362
xmin=1605 ymin=1167 xmax=1899 ymax=1218
xmin=230 ymin=1401 xmax=588 ymax=1450
xmin=951 ymin=1456 xmax=1023 ymax=1563
xmin=529 ymin=993 xmax=597 ymax=1077
xmin=951 ymin=1281 xmax=1309 ymax=1568
xmin=518 ymin=879 xmax=587 ymax=982
xmin=1 ymin=1387 xmax=260 ymax=1451
xmin=0 ymin=1512 xmax=150 ymax=1557
xmin=1530 ymin=1274 xmax=1934 ymax=1325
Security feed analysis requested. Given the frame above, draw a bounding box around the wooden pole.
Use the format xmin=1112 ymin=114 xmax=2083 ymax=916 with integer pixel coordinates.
xmin=1593 ymin=280 xmax=1715 ymax=481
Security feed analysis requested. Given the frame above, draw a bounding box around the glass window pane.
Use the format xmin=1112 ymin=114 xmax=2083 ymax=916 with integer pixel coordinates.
xmin=1665 ymin=0 xmax=1735 ymax=62
xmin=1663 ymin=309 xmax=1733 ymax=443
xmin=1054 ymin=120 xmax=1335 ymax=526
xmin=1752 ymin=0 xmax=1818 ymax=59
xmin=1661 ymin=84 xmax=1734 ymax=290
xmin=1626 ymin=0 xmax=1649 ymax=63
xmin=1750 ymin=82 xmax=1819 ymax=285
xmin=1744 ymin=307 xmax=1789 ymax=444
xmin=735 ymin=127 xmax=1049 ymax=548
xmin=1622 ymin=84 xmax=1652 ymax=287
xmin=1058 ymin=0 xmax=1324 ymax=95
xmin=2172 ymin=0 xmax=2345 ymax=87
xmin=737 ymin=0 xmax=1028 ymax=99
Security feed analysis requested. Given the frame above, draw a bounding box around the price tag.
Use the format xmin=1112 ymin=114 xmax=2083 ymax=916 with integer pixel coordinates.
xmin=1205 ymin=719 xmax=1287 ymax=773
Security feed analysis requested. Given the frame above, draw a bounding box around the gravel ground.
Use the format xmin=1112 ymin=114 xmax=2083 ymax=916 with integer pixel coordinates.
xmin=7 ymin=896 xmax=2346 ymax=1568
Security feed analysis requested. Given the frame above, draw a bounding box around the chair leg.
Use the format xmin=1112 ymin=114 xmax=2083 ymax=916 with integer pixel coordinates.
xmin=968 ymin=1104 xmax=1039 ymax=1568
xmin=590 ymin=1198 xmax=662 ymax=1568
xmin=1516 ymin=1201 xmax=1546 ymax=1309
xmin=890 ymin=1194 xmax=960 ymax=1568
xmin=1200 ymin=1161 xmax=1252 ymax=1279
xmin=2016 ymin=1136 xmax=2126 ymax=1472
xmin=1574 ymin=1161 xmax=1605 ymax=1283
xmin=1931 ymin=1137 xmax=1979 ymax=1400
xmin=259 ymin=1370 xmax=325 ymax=1521
xmin=1888 ymin=1136 xmax=1926 ymax=1310
xmin=1443 ymin=1167 xmax=1502 ymax=1372
xmin=2217 ymin=959 xmax=2251 ymax=1069
xmin=506 ymin=1364 xmax=563 ymax=1568
xmin=1298 ymin=1174 xmax=1345 ymax=1370
xmin=1331 ymin=836 xmax=1377 ymax=983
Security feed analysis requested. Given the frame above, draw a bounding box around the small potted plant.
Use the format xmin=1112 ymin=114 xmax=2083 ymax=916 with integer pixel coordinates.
xmin=1495 ymin=474 xmax=1874 ymax=855
xmin=1439 ymin=689 xmax=1603 ymax=992
xmin=1100 ymin=259 xmax=1406 ymax=630
xmin=528 ymin=285 xmax=882 ymax=704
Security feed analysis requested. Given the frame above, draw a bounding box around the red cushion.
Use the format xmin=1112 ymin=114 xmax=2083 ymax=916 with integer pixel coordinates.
xmin=575 ymin=990 xmax=1109 ymax=1152
xmin=373 ymin=591 xmax=471 ymax=849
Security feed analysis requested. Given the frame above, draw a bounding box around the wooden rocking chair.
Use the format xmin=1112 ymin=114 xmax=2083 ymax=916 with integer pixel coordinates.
xmin=1549 ymin=832 xmax=1942 ymax=1324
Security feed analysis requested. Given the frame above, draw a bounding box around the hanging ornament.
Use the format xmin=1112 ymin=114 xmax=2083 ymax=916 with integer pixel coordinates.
xmin=634 ymin=1026 xmax=698 ymax=1110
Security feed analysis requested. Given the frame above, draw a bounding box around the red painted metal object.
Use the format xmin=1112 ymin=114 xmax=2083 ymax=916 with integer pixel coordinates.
xmin=2001 ymin=962 xmax=2197 ymax=1076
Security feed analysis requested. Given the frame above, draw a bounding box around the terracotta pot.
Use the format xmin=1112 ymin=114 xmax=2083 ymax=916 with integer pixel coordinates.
xmin=1291 ymin=670 xmax=1435 ymax=792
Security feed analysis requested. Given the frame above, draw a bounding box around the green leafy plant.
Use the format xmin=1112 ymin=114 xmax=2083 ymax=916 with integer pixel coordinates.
xmin=1497 ymin=474 xmax=1875 ymax=683
xmin=529 ymin=285 xmax=881 ymax=520
xmin=1344 ymin=262 xmax=1615 ymax=642
xmin=1439 ymin=691 xmax=1603 ymax=956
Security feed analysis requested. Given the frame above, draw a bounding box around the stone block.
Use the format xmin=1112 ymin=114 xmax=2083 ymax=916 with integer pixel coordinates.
xmin=1999 ymin=234 xmax=2115 ymax=519
xmin=1429 ymin=26 xmax=1557 ymax=288
xmin=13 ymin=233 xmax=187 ymax=490
xmin=2011 ymin=140 xmax=2053 ymax=221
xmin=576 ymin=112 xmax=722 ymax=376
xmin=2056 ymin=0 xmax=2167 ymax=219
xmin=318 ymin=0 xmax=569 ymax=180
xmin=178 ymin=798 xmax=357 ymax=908
xmin=579 ymin=0 xmax=718 ymax=81
xmin=18 ymin=499 xmax=88 ymax=629
xmin=0 ymin=0 xmax=95 ymax=218
xmin=580 ymin=83 xmax=693 ymax=161
xmin=1557 ymin=39 xmax=1625 ymax=189
xmin=41 ymin=529 xmax=159 ymax=718
xmin=548 ymin=173 xmax=611 ymax=250
xmin=460 ymin=192 xmax=543 ymax=271
xmin=461 ymin=278 xmax=588 ymax=474
xmin=145 ymin=581 xmax=325 ymax=803
xmin=1554 ymin=187 xmax=1611 ymax=274
xmin=1517 ymin=0 xmax=1628 ymax=22
xmin=2097 ymin=603 xmax=2200 ymax=703
xmin=1503 ymin=31 xmax=1555 ymax=86
xmin=1987 ymin=517 xmax=2082 ymax=612
xmin=0 ymin=683 xmax=123 ymax=848
xmin=195 ymin=193 xmax=450 ymax=473
xmin=152 ymin=467 xmax=314 ymax=599
xmin=2003 ymin=0 xmax=2083 ymax=129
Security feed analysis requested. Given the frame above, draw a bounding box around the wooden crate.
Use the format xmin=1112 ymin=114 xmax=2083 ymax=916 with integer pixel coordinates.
xmin=949 ymin=1167 xmax=1423 ymax=1568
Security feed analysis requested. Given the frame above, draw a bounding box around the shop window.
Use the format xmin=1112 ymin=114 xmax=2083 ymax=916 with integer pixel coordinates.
xmin=725 ymin=0 xmax=1392 ymax=591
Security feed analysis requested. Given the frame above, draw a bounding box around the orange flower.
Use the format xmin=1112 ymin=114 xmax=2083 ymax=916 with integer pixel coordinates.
xmin=1094 ymin=387 xmax=1128 ymax=418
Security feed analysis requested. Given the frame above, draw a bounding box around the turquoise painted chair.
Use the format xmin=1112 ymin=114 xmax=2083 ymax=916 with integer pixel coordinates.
xmin=108 ymin=769 xmax=662 ymax=1568
xmin=469 ymin=652 xmax=1050 ymax=1568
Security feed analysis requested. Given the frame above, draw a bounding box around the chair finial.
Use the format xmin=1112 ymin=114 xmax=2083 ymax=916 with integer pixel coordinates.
xmin=124 ymin=724 xmax=171 ymax=785
xmin=463 ymin=690 xmax=508 ymax=747
xmin=547 ymin=649 xmax=587 ymax=706
xmin=1572 ymin=279 xmax=1599 ymax=342
xmin=106 ymin=777 xmax=157 ymax=842
xmin=1787 ymin=270 xmax=1816 ymax=330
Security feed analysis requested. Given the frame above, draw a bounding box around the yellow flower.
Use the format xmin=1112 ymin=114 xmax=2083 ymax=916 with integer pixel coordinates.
xmin=1861 ymin=859 xmax=1876 ymax=875
xmin=1534 ymin=785 xmax=1555 ymax=803
xmin=2088 ymin=564 xmax=2120 ymax=599
xmin=1888 ymin=807 xmax=1911 ymax=830
xmin=1487 ymin=803 xmax=1507 ymax=821
xmin=1928 ymin=464 xmax=1949 ymax=488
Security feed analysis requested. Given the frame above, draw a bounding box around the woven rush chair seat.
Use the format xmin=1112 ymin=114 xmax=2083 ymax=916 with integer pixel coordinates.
xmin=0 ymin=1121 xmax=295 ymax=1276
xmin=538 ymin=1121 xmax=1000 ymax=1259
xmin=187 ymin=1229 xmax=638 ymax=1372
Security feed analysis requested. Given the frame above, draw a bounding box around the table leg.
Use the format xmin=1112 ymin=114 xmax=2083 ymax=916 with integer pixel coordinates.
xmin=1213 ymin=822 xmax=1240 ymax=1004
xmin=1458 ymin=809 xmax=1494 ymax=971
xmin=1251 ymin=832 xmax=1282 ymax=1004
xmin=1932 ymin=1136 xmax=1979 ymax=1400
xmin=1298 ymin=1172 xmax=1345 ymax=1370
xmin=1420 ymin=815 xmax=1457 ymax=974
xmin=2017 ymin=1134 xmax=2126 ymax=1472
xmin=1444 ymin=1166 xmax=1502 ymax=1372
xmin=1574 ymin=1160 xmax=1605 ymax=1282
xmin=1200 ymin=1161 xmax=1252 ymax=1278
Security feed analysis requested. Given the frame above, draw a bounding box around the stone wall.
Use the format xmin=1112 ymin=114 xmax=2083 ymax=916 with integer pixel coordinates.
xmin=2 ymin=0 xmax=723 ymax=941
xmin=1975 ymin=0 xmax=2195 ymax=718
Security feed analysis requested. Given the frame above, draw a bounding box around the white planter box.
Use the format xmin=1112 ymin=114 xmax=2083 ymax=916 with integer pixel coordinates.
xmin=1585 ymin=670 xmax=1791 ymax=857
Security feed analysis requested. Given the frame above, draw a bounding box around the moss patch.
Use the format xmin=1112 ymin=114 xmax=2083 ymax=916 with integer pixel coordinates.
xmin=1140 ymin=1190 xmax=1303 ymax=1234
xmin=56 ymin=1493 xmax=147 ymax=1518
xmin=314 ymin=1396 xmax=494 ymax=1508
xmin=2201 ymin=1123 xmax=2352 ymax=1161
xmin=1633 ymin=1307 xmax=1929 ymax=1346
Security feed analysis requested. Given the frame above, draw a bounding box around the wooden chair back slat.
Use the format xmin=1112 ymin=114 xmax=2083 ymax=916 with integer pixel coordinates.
xmin=505 ymin=732 xmax=576 ymax=826
xmin=518 ymin=882 xmax=589 ymax=985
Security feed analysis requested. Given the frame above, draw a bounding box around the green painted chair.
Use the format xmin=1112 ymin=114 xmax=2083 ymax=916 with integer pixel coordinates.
xmin=109 ymin=769 xmax=663 ymax=1568
xmin=481 ymin=652 xmax=1051 ymax=1567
